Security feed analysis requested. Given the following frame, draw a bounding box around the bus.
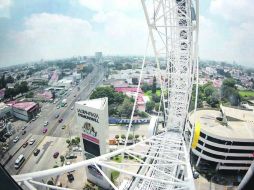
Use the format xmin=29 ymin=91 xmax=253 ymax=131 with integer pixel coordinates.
xmin=14 ymin=154 xmax=25 ymax=169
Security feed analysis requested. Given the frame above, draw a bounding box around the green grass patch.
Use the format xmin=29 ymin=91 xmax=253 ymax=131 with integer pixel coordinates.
xmin=239 ymin=90 xmax=254 ymax=97
xmin=112 ymin=155 xmax=123 ymax=163
xmin=144 ymin=90 xmax=161 ymax=99
xmin=111 ymin=171 xmax=120 ymax=182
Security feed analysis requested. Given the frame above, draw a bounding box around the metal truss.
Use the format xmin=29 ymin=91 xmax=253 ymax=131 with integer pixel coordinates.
xmin=12 ymin=132 xmax=194 ymax=190
xmin=11 ymin=0 xmax=198 ymax=189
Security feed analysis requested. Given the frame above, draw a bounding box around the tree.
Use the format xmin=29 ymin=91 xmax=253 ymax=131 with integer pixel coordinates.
xmin=141 ymin=83 xmax=151 ymax=92
xmin=66 ymin=139 xmax=71 ymax=145
xmin=152 ymin=76 xmax=157 ymax=93
xmin=132 ymin=78 xmax=138 ymax=85
xmin=75 ymin=136 xmax=80 ymax=144
xmin=6 ymin=75 xmax=14 ymax=83
xmin=25 ymin=91 xmax=34 ymax=98
xmin=115 ymin=135 xmax=119 ymax=140
xmin=128 ymin=134 xmax=133 ymax=140
xmin=71 ymin=138 xmax=76 ymax=145
xmin=121 ymin=134 xmax=126 ymax=139
xmin=60 ymin=155 xmax=65 ymax=163
xmin=146 ymin=101 xmax=155 ymax=113
xmin=152 ymin=94 xmax=160 ymax=103
xmin=118 ymin=98 xmax=133 ymax=117
xmin=221 ymin=78 xmax=240 ymax=106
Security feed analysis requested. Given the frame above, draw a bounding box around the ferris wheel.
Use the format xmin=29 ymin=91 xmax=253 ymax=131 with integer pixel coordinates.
xmin=11 ymin=0 xmax=199 ymax=189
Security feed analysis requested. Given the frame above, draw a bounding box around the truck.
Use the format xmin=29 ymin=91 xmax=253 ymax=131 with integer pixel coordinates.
xmin=61 ymin=99 xmax=67 ymax=107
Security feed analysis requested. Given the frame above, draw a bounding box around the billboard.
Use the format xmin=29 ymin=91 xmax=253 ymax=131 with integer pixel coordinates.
xmin=75 ymin=98 xmax=110 ymax=189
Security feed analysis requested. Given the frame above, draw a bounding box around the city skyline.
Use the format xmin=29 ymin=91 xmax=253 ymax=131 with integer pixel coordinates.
xmin=0 ymin=0 xmax=254 ymax=67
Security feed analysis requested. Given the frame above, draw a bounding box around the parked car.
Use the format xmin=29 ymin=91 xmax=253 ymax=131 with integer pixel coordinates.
xmin=71 ymin=106 xmax=74 ymax=110
xmin=2 ymin=146 xmax=8 ymax=152
xmin=44 ymin=121 xmax=49 ymax=126
xmin=66 ymin=154 xmax=77 ymax=159
xmin=58 ymin=118 xmax=63 ymax=123
xmin=29 ymin=138 xmax=35 ymax=145
xmin=55 ymin=114 xmax=59 ymax=118
xmin=33 ymin=149 xmax=40 ymax=156
xmin=22 ymin=126 xmax=27 ymax=130
xmin=53 ymin=152 xmax=59 ymax=158
xmin=4 ymin=132 xmax=12 ymax=138
xmin=57 ymin=105 xmax=60 ymax=109
xmin=43 ymin=128 xmax=48 ymax=133
xmin=22 ymin=130 xmax=26 ymax=135
xmin=61 ymin=125 xmax=66 ymax=129
xmin=23 ymin=142 xmax=28 ymax=148
xmin=67 ymin=173 xmax=74 ymax=182
xmin=13 ymin=136 xmax=19 ymax=143
xmin=32 ymin=118 xmax=36 ymax=121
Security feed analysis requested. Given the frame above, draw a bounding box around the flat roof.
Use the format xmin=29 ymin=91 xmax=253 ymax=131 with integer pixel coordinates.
xmin=221 ymin=105 xmax=254 ymax=122
xmin=189 ymin=109 xmax=254 ymax=141
xmin=76 ymin=97 xmax=107 ymax=110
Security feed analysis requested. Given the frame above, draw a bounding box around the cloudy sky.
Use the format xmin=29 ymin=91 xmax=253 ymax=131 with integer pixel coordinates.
xmin=0 ymin=0 xmax=253 ymax=67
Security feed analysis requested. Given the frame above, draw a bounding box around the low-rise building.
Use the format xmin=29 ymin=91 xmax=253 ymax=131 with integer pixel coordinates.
xmin=0 ymin=103 xmax=12 ymax=119
xmin=7 ymin=101 xmax=39 ymax=121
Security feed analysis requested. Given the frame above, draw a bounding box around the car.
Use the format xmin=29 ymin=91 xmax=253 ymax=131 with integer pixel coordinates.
xmin=29 ymin=138 xmax=35 ymax=145
xmin=67 ymin=173 xmax=74 ymax=182
xmin=78 ymin=97 xmax=81 ymax=101
xmin=58 ymin=118 xmax=63 ymax=123
xmin=33 ymin=149 xmax=40 ymax=156
xmin=74 ymin=95 xmax=76 ymax=97
xmin=2 ymin=146 xmax=8 ymax=152
xmin=66 ymin=161 xmax=71 ymax=165
xmin=4 ymin=132 xmax=12 ymax=138
xmin=66 ymin=154 xmax=77 ymax=159
xmin=22 ymin=142 xmax=28 ymax=148
xmin=43 ymin=128 xmax=48 ymax=133
xmin=55 ymin=114 xmax=59 ymax=118
xmin=53 ymin=152 xmax=59 ymax=158
xmin=44 ymin=121 xmax=49 ymax=126
xmin=22 ymin=130 xmax=26 ymax=135
xmin=71 ymin=106 xmax=74 ymax=110
xmin=13 ymin=136 xmax=19 ymax=143
xmin=32 ymin=118 xmax=36 ymax=121
xmin=35 ymin=115 xmax=39 ymax=118
xmin=61 ymin=125 xmax=66 ymax=129
xmin=22 ymin=126 xmax=27 ymax=130
xmin=57 ymin=106 xmax=60 ymax=109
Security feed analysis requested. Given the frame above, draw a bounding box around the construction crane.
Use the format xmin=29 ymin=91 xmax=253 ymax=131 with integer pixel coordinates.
xmin=11 ymin=0 xmax=199 ymax=189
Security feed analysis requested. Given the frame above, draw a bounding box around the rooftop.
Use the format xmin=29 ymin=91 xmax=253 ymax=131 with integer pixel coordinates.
xmin=189 ymin=109 xmax=254 ymax=141
xmin=221 ymin=105 xmax=254 ymax=122
xmin=11 ymin=102 xmax=37 ymax=111
xmin=76 ymin=97 xmax=108 ymax=110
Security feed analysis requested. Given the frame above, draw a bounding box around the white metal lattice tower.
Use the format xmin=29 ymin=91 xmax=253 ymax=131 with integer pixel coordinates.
xmin=11 ymin=0 xmax=199 ymax=189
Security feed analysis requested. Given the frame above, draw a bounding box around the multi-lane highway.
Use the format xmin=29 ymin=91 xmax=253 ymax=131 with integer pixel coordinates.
xmin=3 ymin=64 xmax=105 ymax=175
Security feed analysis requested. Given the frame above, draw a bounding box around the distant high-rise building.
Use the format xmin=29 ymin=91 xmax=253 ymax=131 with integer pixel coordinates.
xmin=95 ymin=52 xmax=103 ymax=63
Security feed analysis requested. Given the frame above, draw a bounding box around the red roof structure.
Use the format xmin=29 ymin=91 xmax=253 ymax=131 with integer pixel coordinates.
xmin=11 ymin=102 xmax=38 ymax=111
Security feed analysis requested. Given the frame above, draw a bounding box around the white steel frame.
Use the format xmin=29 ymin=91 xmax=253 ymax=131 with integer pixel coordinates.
xmin=11 ymin=0 xmax=199 ymax=189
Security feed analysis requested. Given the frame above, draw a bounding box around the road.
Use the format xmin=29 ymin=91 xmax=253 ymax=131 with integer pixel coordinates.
xmin=4 ymin=64 xmax=105 ymax=175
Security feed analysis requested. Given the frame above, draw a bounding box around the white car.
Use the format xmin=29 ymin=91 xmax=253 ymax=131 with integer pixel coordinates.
xmin=13 ymin=136 xmax=19 ymax=143
xmin=71 ymin=106 xmax=74 ymax=110
xmin=29 ymin=138 xmax=35 ymax=145
xmin=44 ymin=121 xmax=49 ymax=126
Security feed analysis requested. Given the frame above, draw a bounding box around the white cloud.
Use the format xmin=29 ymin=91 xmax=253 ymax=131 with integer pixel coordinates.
xmin=0 ymin=0 xmax=12 ymax=18
xmin=210 ymin=0 xmax=254 ymax=22
xmin=78 ymin=0 xmax=140 ymax=12
xmin=7 ymin=13 xmax=96 ymax=63
xmin=205 ymin=0 xmax=254 ymax=66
